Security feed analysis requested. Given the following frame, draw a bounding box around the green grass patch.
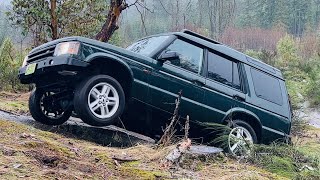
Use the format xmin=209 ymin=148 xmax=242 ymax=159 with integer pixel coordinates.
xmin=249 ymin=142 xmax=320 ymax=179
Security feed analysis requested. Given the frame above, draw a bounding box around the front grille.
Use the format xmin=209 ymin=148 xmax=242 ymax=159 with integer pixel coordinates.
xmin=27 ymin=45 xmax=56 ymax=63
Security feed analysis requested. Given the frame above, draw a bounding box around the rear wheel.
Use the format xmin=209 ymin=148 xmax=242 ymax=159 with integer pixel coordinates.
xmin=74 ymin=75 xmax=125 ymax=126
xmin=29 ymin=88 xmax=72 ymax=125
xmin=228 ymin=120 xmax=257 ymax=156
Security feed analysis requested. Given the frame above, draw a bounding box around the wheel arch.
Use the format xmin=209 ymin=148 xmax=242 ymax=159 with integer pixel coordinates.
xmin=85 ymin=53 xmax=134 ymax=100
xmin=223 ymin=107 xmax=262 ymax=143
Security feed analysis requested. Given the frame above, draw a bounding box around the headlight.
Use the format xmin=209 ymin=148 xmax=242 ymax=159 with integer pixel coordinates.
xmin=54 ymin=42 xmax=80 ymax=56
xmin=22 ymin=55 xmax=28 ymax=67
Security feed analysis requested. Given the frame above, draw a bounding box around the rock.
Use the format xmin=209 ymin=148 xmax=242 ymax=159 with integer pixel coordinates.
xmin=79 ymin=165 xmax=92 ymax=173
xmin=13 ymin=164 xmax=22 ymax=169
xmin=20 ymin=133 xmax=36 ymax=139
xmin=186 ymin=145 xmax=223 ymax=155
xmin=300 ymin=165 xmax=315 ymax=171
xmin=1 ymin=147 xmax=16 ymax=156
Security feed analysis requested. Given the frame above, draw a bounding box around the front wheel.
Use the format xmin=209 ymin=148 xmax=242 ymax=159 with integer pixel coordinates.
xmin=73 ymin=75 xmax=125 ymax=126
xmin=29 ymin=88 xmax=72 ymax=125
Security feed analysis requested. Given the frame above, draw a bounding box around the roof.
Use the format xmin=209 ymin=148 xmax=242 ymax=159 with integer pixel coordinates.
xmin=29 ymin=30 xmax=283 ymax=80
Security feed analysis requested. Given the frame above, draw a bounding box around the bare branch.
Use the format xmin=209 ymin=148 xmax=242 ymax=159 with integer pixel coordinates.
xmin=134 ymin=4 xmax=148 ymax=36
xmin=127 ymin=0 xmax=138 ymax=8
xmin=158 ymin=0 xmax=172 ymax=16
xmin=137 ymin=1 xmax=154 ymax=13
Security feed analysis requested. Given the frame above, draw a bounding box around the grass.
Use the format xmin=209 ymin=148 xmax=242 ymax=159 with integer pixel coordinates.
xmin=248 ymin=126 xmax=320 ymax=179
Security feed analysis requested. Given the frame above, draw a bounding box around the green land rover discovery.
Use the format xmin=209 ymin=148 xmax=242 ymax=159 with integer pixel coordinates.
xmin=19 ymin=30 xmax=292 ymax=155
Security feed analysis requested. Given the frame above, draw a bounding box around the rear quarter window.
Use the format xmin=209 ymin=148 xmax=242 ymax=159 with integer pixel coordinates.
xmin=251 ymin=68 xmax=283 ymax=105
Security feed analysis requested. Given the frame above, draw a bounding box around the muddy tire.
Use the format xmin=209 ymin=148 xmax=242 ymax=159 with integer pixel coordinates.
xmin=29 ymin=88 xmax=72 ymax=125
xmin=73 ymin=75 xmax=125 ymax=126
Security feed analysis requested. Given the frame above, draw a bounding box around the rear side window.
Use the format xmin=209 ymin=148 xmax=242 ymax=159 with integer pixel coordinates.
xmin=207 ymin=52 xmax=241 ymax=90
xmin=251 ymin=68 xmax=283 ymax=105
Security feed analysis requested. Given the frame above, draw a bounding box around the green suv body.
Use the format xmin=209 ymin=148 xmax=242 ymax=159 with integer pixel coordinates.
xmin=19 ymin=30 xmax=292 ymax=147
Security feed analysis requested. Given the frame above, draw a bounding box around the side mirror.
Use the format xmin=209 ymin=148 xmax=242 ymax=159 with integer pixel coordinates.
xmin=158 ymin=51 xmax=179 ymax=62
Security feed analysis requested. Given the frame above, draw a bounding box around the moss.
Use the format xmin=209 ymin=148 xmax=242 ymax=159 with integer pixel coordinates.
xmin=94 ymin=153 xmax=115 ymax=168
xmin=0 ymin=100 xmax=29 ymax=114
xmin=122 ymin=160 xmax=141 ymax=167
xmin=119 ymin=167 xmax=165 ymax=180
xmin=23 ymin=141 xmax=44 ymax=148
xmin=45 ymin=141 xmax=75 ymax=158
xmin=297 ymin=170 xmax=320 ymax=179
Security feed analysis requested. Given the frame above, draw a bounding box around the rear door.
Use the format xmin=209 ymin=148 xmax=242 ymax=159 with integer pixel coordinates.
xmin=203 ymin=51 xmax=247 ymax=123
xmin=148 ymin=38 xmax=206 ymax=121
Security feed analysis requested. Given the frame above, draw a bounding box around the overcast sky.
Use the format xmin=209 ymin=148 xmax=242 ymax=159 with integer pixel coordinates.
xmin=0 ymin=0 xmax=11 ymax=8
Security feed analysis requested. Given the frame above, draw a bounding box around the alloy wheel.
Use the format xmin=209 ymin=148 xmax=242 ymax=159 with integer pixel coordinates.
xmin=87 ymin=82 xmax=120 ymax=119
xmin=228 ymin=126 xmax=253 ymax=157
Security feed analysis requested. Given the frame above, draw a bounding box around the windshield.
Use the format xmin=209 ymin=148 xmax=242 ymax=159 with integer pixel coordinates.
xmin=126 ymin=35 xmax=170 ymax=56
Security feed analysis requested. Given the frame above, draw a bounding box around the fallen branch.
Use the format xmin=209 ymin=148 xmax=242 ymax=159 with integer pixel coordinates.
xmin=111 ymin=155 xmax=139 ymax=162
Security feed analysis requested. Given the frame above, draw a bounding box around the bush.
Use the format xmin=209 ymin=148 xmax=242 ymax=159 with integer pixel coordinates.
xmin=245 ymin=49 xmax=277 ymax=66
xmin=304 ymin=57 xmax=320 ymax=106
xmin=0 ymin=37 xmax=28 ymax=92
xmin=276 ymin=34 xmax=300 ymax=69
xmin=283 ymin=69 xmax=310 ymax=108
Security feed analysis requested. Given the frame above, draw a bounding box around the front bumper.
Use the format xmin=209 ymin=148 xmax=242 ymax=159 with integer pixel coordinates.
xmin=19 ymin=55 xmax=89 ymax=85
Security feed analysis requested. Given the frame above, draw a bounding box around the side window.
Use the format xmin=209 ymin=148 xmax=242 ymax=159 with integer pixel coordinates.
xmin=251 ymin=68 xmax=283 ymax=105
xmin=162 ymin=39 xmax=203 ymax=74
xmin=207 ymin=52 xmax=241 ymax=90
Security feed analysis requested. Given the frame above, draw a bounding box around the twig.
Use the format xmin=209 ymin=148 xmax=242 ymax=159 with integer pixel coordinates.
xmin=158 ymin=90 xmax=182 ymax=146
xmin=184 ymin=115 xmax=190 ymax=140
xmin=118 ymin=117 xmax=133 ymax=146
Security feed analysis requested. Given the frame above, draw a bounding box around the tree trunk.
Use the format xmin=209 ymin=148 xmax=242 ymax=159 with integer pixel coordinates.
xmin=96 ymin=0 xmax=128 ymax=42
xmin=50 ymin=0 xmax=58 ymax=40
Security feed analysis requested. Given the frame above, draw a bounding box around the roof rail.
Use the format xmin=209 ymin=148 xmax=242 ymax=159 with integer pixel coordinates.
xmin=181 ymin=29 xmax=221 ymax=44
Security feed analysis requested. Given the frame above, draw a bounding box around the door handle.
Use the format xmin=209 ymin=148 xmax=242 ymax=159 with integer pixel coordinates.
xmin=233 ymin=94 xmax=245 ymax=101
xmin=192 ymin=79 xmax=205 ymax=86
xmin=143 ymin=68 xmax=151 ymax=74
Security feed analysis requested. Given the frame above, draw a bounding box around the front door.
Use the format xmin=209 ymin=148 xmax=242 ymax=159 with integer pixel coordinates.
xmin=149 ymin=38 xmax=206 ymax=122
